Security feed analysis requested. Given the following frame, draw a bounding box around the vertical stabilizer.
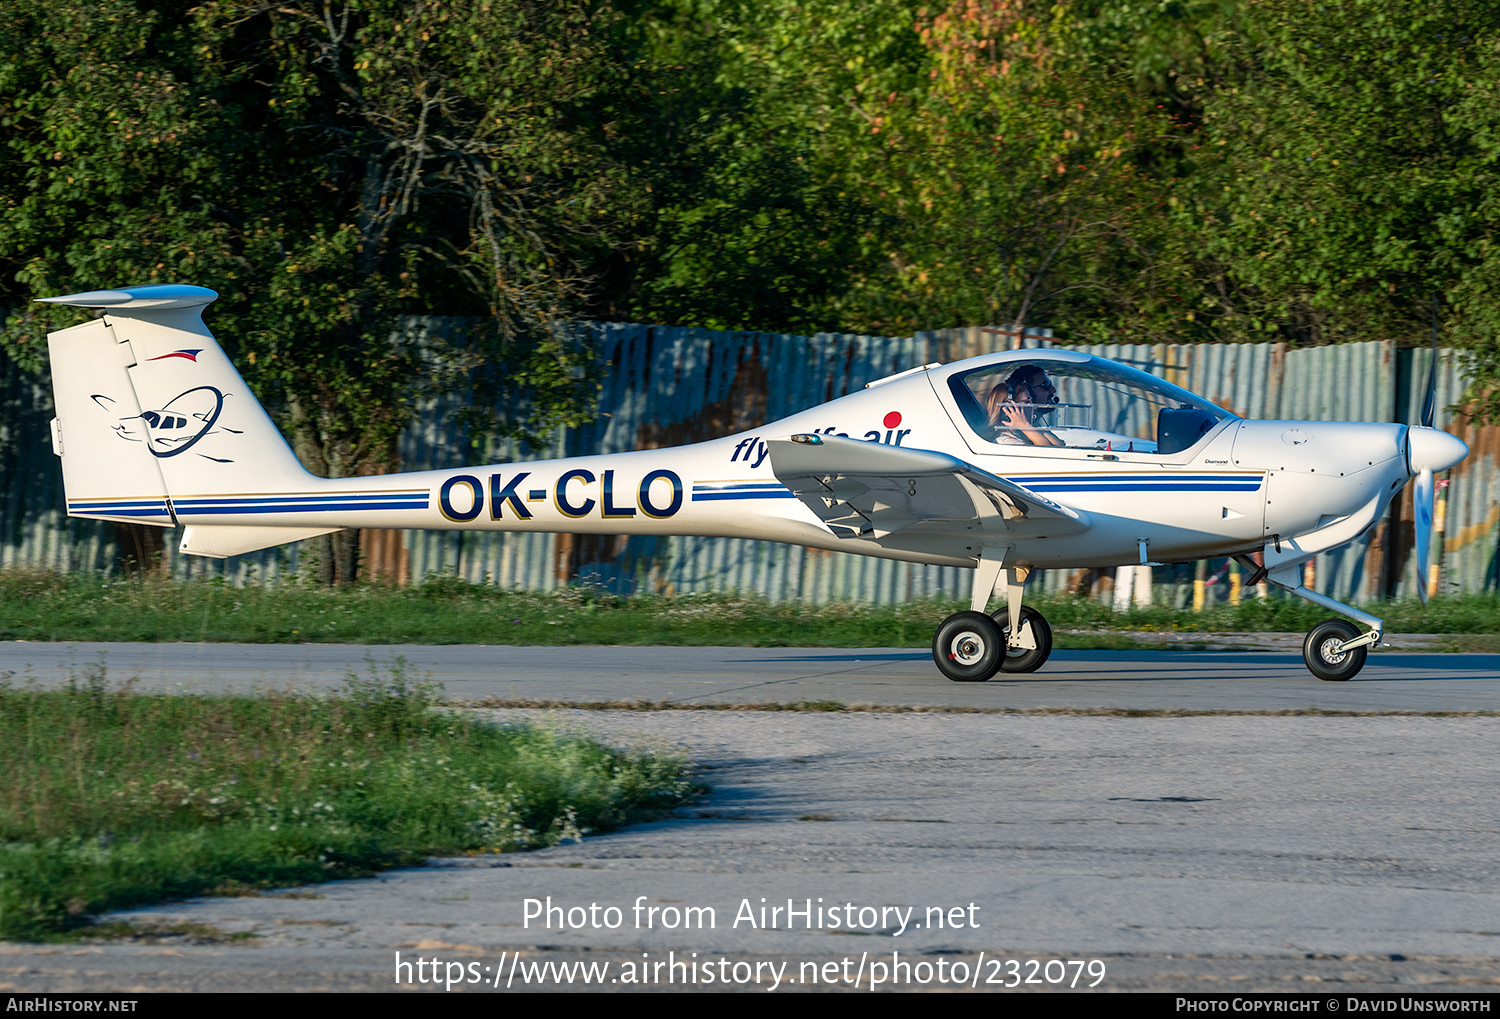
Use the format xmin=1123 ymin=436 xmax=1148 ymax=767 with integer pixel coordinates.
xmin=41 ymin=284 xmax=322 ymax=531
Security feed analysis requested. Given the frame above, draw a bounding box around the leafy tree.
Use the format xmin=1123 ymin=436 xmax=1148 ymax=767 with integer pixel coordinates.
xmin=785 ymin=0 xmax=1500 ymax=384
xmin=829 ymin=0 xmax=1238 ymax=338
xmin=1180 ymin=0 xmax=1500 ymax=399
xmin=577 ymin=0 xmax=908 ymax=334
xmin=622 ymin=0 xmax=1229 ymax=338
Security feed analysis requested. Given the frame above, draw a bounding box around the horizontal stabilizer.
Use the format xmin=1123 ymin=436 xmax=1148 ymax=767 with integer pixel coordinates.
xmin=37 ymin=284 xmax=219 ymax=311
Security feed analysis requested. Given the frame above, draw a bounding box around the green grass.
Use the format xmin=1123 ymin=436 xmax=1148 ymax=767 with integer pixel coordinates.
xmin=0 ymin=660 xmax=696 ymax=941
xmin=0 ymin=569 xmax=1495 ymax=645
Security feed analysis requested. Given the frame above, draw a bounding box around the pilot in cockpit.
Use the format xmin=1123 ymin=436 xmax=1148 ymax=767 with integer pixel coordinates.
xmin=985 ymin=366 xmax=1066 ymax=447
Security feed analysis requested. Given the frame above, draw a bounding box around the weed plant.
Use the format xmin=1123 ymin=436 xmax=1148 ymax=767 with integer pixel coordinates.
xmin=0 ymin=660 xmax=694 ymax=941
xmin=0 ymin=569 xmax=1493 ymax=646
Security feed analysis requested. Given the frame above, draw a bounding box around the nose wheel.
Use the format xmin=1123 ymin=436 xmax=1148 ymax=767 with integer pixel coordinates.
xmin=1303 ymin=619 xmax=1369 ymax=681
xmin=1263 ymin=562 xmax=1382 ymax=681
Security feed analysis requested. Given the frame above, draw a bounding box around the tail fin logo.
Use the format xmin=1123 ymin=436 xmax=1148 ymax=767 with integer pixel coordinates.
xmin=147 ymin=349 xmax=203 ymax=362
xmin=96 ymin=386 xmax=231 ymax=459
xmin=140 ymin=386 xmax=225 ymax=458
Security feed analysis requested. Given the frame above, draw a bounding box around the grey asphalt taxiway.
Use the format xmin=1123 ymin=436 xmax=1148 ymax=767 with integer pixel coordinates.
xmin=3 ymin=639 xmax=1500 ymax=711
xmin=3 ymin=641 xmax=1499 ymax=992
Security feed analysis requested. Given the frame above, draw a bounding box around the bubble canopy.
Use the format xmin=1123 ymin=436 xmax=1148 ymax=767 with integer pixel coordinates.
xmin=941 ymin=351 xmax=1237 ymax=454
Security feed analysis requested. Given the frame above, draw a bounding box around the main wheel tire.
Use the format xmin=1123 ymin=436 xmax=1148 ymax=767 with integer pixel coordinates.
xmin=990 ymin=606 xmax=1054 ymax=673
xmin=1303 ymin=619 xmax=1368 ymax=681
xmin=932 ymin=611 xmax=1005 ymax=682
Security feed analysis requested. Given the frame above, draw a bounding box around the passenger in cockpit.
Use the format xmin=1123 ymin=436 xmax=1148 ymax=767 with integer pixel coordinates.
xmin=985 ymin=366 xmax=1066 ymax=447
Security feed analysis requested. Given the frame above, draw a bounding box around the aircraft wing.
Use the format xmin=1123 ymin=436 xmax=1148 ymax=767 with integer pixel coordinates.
xmin=767 ymin=433 xmax=1090 ymax=547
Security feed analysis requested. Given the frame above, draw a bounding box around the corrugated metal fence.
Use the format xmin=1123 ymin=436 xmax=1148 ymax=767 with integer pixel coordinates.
xmin=1 ymin=321 xmax=1494 ymax=603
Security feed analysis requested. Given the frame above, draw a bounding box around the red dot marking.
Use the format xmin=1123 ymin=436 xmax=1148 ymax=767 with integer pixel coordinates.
xmin=883 ymin=411 xmax=902 ymax=429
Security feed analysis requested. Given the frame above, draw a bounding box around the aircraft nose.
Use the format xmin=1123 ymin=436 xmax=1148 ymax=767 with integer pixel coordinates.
xmin=1407 ymin=427 xmax=1469 ymax=475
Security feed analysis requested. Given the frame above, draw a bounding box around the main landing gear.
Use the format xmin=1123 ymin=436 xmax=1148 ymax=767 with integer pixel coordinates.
xmin=933 ymin=612 xmax=1005 ymax=682
xmin=990 ymin=605 xmax=1053 ymax=674
xmin=932 ymin=550 xmax=1053 ymax=683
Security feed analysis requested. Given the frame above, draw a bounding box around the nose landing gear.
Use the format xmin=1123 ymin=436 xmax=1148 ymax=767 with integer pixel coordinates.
xmin=1266 ymin=564 xmax=1383 ymax=681
xmin=1303 ymin=619 xmax=1369 ymax=682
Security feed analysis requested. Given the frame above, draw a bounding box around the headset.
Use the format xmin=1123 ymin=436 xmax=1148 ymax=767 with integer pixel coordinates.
xmin=1008 ymin=372 xmax=1060 ymax=417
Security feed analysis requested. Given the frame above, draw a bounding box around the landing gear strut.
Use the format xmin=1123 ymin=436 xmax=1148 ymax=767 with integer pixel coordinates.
xmin=932 ymin=547 xmax=1052 ymax=682
xmin=990 ymin=606 xmax=1053 ymax=674
xmin=1265 ymin=563 xmax=1383 ymax=681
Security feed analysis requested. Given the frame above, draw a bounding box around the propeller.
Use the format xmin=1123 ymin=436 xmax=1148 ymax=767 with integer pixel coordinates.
xmin=1414 ymin=466 xmax=1433 ymax=605
xmin=1413 ymin=297 xmax=1441 ymax=604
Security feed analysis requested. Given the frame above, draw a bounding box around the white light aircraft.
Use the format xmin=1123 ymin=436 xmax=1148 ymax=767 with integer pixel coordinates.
xmin=41 ymin=284 xmax=1470 ymax=681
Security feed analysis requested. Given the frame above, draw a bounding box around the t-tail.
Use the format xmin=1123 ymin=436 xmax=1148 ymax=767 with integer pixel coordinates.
xmin=43 ymin=285 xmax=342 ymax=558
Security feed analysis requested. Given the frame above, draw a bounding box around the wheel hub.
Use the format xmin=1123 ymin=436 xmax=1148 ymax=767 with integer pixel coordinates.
xmin=950 ymin=631 xmax=985 ymax=665
xmin=1319 ymin=638 xmax=1347 ymax=664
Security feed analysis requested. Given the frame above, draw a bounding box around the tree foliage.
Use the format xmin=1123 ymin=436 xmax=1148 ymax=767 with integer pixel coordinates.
xmin=0 ymin=0 xmax=612 ymax=458
xmin=4 ymin=0 xmax=1500 ymax=505
xmin=0 ymin=0 xmax=622 ymax=578
xmin=1184 ymin=0 xmax=1500 ymax=397
xmin=600 ymin=0 xmax=1499 ymax=372
xmin=576 ymin=0 xmax=911 ymax=333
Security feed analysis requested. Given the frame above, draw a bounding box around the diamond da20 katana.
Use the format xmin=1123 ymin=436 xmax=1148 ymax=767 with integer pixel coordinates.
xmin=40 ymin=284 xmax=1469 ymax=681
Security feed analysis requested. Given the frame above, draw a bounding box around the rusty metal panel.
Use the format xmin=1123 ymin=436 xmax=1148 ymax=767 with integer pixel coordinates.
xmin=0 ymin=352 xmax=119 ymax=574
